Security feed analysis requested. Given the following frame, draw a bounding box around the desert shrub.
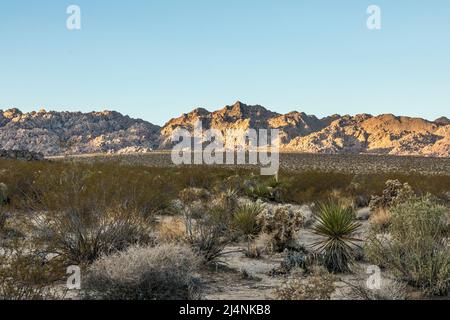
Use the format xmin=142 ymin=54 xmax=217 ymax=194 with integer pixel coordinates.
xmin=0 ymin=244 xmax=65 ymax=300
xmin=0 ymin=183 xmax=8 ymax=231
xmin=179 ymin=187 xmax=211 ymax=205
xmin=31 ymin=206 xmax=155 ymax=265
xmin=83 ymin=244 xmax=201 ymax=300
xmin=0 ymin=182 xmax=9 ymax=205
xmin=258 ymin=205 xmax=304 ymax=252
xmin=232 ymin=203 xmax=263 ymax=237
xmin=312 ymin=202 xmax=361 ymax=273
xmin=279 ymin=248 xmax=318 ymax=274
xmin=366 ymin=196 xmax=450 ymax=296
xmin=4 ymin=161 xmax=179 ymax=217
xmin=275 ymin=266 xmax=336 ymax=300
xmin=369 ymin=180 xmax=414 ymax=211
xmin=182 ymin=191 xmax=237 ymax=264
xmin=342 ymin=278 xmax=407 ymax=300
xmin=245 ymin=233 xmax=273 ymax=258
xmin=245 ymin=178 xmax=285 ymax=202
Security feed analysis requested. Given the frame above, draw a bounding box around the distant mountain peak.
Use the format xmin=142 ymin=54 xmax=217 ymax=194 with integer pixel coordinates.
xmin=435 ymin=116 xmax=450 ymax=125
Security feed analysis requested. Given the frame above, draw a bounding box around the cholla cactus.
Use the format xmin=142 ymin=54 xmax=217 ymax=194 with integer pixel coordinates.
xmin=369 ymin=180 xmax=414 ymax=211
xmin=258 ymin=205 xmax=304 ymax=252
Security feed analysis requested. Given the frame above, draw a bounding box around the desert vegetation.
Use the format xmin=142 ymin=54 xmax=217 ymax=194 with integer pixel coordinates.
xmin=0 ymin=155 xmax=448 ymax=300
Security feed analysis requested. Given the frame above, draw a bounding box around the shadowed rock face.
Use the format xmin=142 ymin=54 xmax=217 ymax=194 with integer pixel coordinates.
xmin=1 ymin=102 xmax=449 ymax=157
xmin=0 ymin=149 xmax=44 ymax=161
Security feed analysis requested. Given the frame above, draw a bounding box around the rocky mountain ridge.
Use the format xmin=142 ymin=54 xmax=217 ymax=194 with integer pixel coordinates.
xmin=1 ymin=102 xmax=449 ymax=157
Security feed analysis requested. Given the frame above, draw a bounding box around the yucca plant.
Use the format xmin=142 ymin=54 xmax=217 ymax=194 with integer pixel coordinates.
xmin=233 ymin=203 xmax=263 ymax=237
xmin=312 ymin=201 xmax=362 ymax=273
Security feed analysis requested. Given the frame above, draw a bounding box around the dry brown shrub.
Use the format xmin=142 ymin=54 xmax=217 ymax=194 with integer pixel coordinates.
xmin=83 ymin=244 xmax=201 ymax=300
xmin=275 ymin=266 xmax=336 ymax=300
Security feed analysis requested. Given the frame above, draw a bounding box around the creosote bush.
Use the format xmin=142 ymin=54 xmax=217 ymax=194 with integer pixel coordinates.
xmin=83 ymin=244 xmax=201 ymax=300
xmin=366 ymin=196 xmax=450 ymax=296
xmin=0 ymin=244 xmax=65 ymax=300
xmin=181 ymin=189 xmax=237 ymax=264
xmin=31 ymin=206 xmax=155 ymax=265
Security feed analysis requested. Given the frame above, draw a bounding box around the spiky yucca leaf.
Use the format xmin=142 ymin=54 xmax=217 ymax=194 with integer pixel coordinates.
xmin=312 ymin=202 xmax=362 ymax=273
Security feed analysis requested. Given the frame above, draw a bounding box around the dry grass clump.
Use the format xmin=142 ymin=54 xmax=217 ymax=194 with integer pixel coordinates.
xmin=258 ymin=205 xmax=304 ymax=252
xmin=366 ymin=196 xmax=450 ymax=296
xmin=342 ymin=278 xmax=407 ymax=300
xmin=157 ymin=216 xmax=186 ymax=243
xmin=369 ymin=208 xmax=392 ymax=232
xmin=83 ymin=244 xmax=201 ymax=300
xmin=245 ymin=233 xmax=273 ymax=258
xmin=275 ymin=266 xmax=336 ymax=300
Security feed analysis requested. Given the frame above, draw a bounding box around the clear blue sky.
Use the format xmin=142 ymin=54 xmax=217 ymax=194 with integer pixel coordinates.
xmin=0 ymin=0 xmax=449 ymax=125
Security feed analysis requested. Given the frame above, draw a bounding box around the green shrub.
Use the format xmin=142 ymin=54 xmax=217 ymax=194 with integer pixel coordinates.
xmin=0 ymin=244 xmax=64 ymax=300
xmin=245 ymin=178 xmax=285 ymax=202
xmin=366 ymin=196 xmax=450 ymax=296
xmin=83 ymin=244 xmax=201 ymax=300
xmin=312 ymin=201 xmax=361 ymax=273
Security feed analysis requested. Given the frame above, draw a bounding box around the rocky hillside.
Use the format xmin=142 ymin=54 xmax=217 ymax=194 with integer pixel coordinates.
xmin=159 ymin=102 xmax=328 ymax=148
xmin=160 ymin=101 xmax=450 ymax=157
xmin=0 ymin=109 xmax=160 ymax=156
xmin=1 ymin=103 xmax=449 ymax=157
